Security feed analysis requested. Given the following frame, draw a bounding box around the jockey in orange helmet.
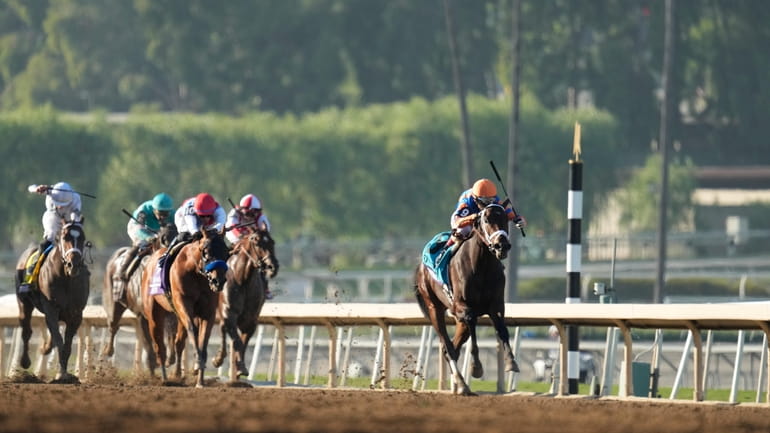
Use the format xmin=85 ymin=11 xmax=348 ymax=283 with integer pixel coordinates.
xmin=447 ymin=178 xmax=526 ymax=248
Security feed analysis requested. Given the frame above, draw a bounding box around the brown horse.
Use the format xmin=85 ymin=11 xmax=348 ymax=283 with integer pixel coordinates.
xmin=102 ymin=223 xmax=178 ymax=371
xmin=15 ymin=222 xmax=90 ymax=382
xmin=141 ymin=228 xmax=229 ymax=387
xmin=212 ymin=229 xmax=279 ymax=380
xmin=414 ymin=204 xmax=519 ymax=395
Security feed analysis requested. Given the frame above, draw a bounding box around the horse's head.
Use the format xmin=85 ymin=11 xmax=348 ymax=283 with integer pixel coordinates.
xmin=197 ymin=228 xmax=230 ymax=292
xmin=243 ymin=230 xmax=279 ymax=279
xmin=59 ymin=223 xmax=87 ymax=277
xmin=475 ymin=204 xmax=511 ymax=260
xmin=157 ymin=223 xmax=178 ymax=248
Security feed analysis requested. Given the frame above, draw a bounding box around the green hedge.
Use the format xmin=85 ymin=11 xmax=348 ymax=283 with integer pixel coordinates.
xmin=1 ymin=97 xmax=621 ymax=249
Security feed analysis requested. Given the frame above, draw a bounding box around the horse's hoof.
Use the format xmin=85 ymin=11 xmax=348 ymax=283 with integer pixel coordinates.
xmin=471 ymin=364 xmax=483 ymax=379
xmin=20 ymin=354 xmax=31 ymax=369
xmin=51 ymin=373 xmax=80 ymax=384
xmin=236 ymin=364 xmax=249 ymax=378
xmin=212 ymin=352 xmax=225 ymax=368
xmin=506 ymin=358 xmax=520 ymax=373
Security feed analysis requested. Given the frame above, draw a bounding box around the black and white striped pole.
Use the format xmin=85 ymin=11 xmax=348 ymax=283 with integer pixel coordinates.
xmin=566 ymin=122 xmax=582 ymax=395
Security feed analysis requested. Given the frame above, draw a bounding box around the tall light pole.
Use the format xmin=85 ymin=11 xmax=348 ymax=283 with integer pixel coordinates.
xmin=506 ymin=0 xmax=522 ymax=301
xmin=654 ymin=0 xmax=675 ymax=304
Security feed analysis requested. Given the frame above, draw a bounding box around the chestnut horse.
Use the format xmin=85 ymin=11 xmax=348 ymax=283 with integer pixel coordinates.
xmin=141 ymin=228 xmax=229 ymax=387
xmin=15 ymin=222 xmax=90 ymax=382
xmin=212 ymin=229 xmax=279 ymax=380
xmin=414 ymin=204 xmax=519 ymax=395
xmin=102 ymin=223 xmax=178 ymax=371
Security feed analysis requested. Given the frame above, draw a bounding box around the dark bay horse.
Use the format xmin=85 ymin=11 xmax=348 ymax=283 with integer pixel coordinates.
xmin=414 ymin=204 xmax=519 ymax=395
xmin=212 ymin=229 xmax=279 ymax=381
xmin=102 ymin=223 xmax=178 ymax=371
xmin=15 ymin=222 xmax=90 ymax=382
xmin=141 ymin=228 xmax=229 ymax=387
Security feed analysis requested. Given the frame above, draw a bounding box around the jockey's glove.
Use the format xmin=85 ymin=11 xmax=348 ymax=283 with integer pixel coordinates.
xmin=512 ymin=214 xmax=527 ymax=228
xmin=191 ymin=231 xmax=204 ymax=242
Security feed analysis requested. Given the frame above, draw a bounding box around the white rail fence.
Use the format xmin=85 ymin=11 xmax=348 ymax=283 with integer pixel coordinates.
xmin=1 ymin=302 xmax=769 ymax=403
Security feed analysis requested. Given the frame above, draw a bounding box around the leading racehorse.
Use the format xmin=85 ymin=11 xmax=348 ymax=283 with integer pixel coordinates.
xmin=141 ymin=228 xmax=229 ymax=387
xmin=212 ymin=229 xmax=279 ymax=381
xmin=15 ymin=222 xmax=90 ymax=382
xmin=102 ymin=223 xmax=178 ymax=371
xmin=414 ymin=203 xmax=519 ymax=395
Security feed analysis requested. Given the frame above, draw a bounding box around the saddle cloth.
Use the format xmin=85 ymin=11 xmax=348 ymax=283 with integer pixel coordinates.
xmin=421 ymin=231 xmax=453 ymax=287
xmin=149 ymin=241 xmax=188 ymax=296
xmin=23 ymin=243 xmax=55 ymax=285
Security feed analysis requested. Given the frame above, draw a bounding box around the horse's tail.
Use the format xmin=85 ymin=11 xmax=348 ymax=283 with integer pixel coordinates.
xmin=413 ymin=264 xmax=430 ymax=318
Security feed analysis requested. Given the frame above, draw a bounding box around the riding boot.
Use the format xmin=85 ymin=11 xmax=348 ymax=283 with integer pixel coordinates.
xmin=118 ymin=245 xmax=141 ymax=281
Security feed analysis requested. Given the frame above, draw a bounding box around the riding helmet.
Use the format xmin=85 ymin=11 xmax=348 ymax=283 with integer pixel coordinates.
xmin=50 ymin=182 xmax=74 ymax=207
xmin=472 ymin=179 xmax=497 ymax=198
xmin=152 ymin=192 xmax=174 ymax=211
xmin=239 ymin=194 xmax=262 ymax=211
xmin=193 ymin=193 xmax=218 ymax=216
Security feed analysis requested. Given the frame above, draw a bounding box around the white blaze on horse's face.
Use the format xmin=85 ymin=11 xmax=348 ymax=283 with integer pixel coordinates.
xmin=61 ymin=225 xmax=85 ymax=276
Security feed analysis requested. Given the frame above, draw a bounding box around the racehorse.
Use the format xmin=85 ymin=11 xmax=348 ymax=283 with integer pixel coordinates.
xmin=141 ymin=228 xmax=229 ymax=387
xmin=15 ymin=222 xmax=90 ymax=382
xmin=414 ymin=204 xmax=519 ymax=395
xmin=212 ymin=229 xmax=279 ymax=381
xmin=102 ymin=223 xmax=178 ymax=371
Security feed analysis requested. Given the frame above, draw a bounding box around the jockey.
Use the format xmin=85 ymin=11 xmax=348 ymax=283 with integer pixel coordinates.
xmin=225 ymin=194 xmax=271 ymax=244
xmin=173 ymin=192 xmax=226 ymax=244
xmin=225 ymin=193 xmax=274 ymax=299
xmin=445 ymin=178 xmax=526 ymax=251
xmin=21 ymin=182 xmax=83 ymax=291
xmin=117 ymin=192 xmax=174 ymax=281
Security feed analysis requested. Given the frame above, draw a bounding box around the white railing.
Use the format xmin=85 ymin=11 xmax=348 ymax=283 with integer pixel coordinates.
xmin=0 ymin=302 xmax=768 ymax=403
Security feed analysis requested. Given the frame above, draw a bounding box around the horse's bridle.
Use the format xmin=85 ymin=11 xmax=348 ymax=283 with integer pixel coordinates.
xmin=60 ymin=223 xmax=86 ymax=272
xmin=237 ymin=232 xmax=275 ymax=273
xmin=194 ymin=235 xmax=229 ymax=291
xmin=476 ymin=204 xmax=511 ymax=252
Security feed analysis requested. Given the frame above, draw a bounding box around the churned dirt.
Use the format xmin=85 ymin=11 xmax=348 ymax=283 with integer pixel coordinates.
xmin=1 ymin=373 xmax=769 ymax=433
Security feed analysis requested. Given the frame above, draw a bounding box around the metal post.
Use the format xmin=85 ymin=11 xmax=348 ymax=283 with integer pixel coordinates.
xmin=730 ymin=330 xmax=746 ymax=403
xmin=566 ymin=141 xmax=583 ymax=394
xmin=670 ymin=330 xmax=693 ymax=399
xmin=756 ymin=334 xmax=768 ymax=403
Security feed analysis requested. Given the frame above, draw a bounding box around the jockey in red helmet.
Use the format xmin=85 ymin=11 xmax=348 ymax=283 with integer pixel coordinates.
xmin=173 ymin=193 xmax=226 ymax=243
xmin=225 ymin=193 xmax=272 ymax=244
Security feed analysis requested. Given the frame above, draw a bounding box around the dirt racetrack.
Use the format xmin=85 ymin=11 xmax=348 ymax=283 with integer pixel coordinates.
xmin=2 ymin=378 xmax=770 ymax=433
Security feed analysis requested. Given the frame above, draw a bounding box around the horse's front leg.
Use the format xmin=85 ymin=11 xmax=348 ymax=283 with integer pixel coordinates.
xmin=459 ymin=315 xmax=484 ymax=379
xmin=55 ymin=317 xmax=82 ymax=382
xmin=17 ymin=299 xmax=34 ymax=369
xmin=490 ymin=311 xmax=519 ymax=373
xmin=211 ymin=321 xmax=228 ymax=369
xmin=429 ymin=303 xmax=472 ymax=395
xmin=173 ymin=320 xmax=187 ymax=380
xmin=193 ymin=318 xmax=215 ymax=388
xmin=102 ymin=302 xmax=127 ymax=358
